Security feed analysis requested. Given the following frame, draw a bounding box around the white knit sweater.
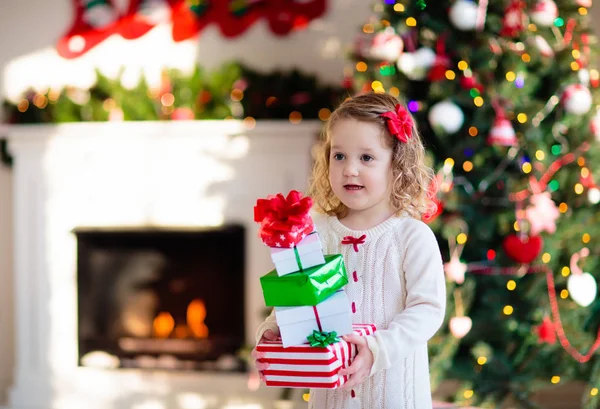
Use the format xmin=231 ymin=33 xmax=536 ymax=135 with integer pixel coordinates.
xmin=255 ymin=212 xmax=446 ymax=409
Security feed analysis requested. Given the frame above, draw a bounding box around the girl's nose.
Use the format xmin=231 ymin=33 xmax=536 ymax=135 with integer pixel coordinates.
xmin=342 ymin=162 xmax=359 ymax=177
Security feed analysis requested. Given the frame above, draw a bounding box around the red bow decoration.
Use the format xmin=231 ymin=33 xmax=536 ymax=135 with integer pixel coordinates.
xmin=254 ymin=190 xmax=314 ymax=248
xmin=380 ymin=104 xmax=413 ymax=143
xmin=342 ymin=235 xmax=367 ymax=252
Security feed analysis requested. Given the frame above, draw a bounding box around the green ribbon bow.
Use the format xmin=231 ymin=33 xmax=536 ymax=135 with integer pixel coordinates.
xmin=307 ymin=330 xmax=340 ymax=347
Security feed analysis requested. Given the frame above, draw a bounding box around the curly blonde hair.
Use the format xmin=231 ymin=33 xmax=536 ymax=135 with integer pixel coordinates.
xmin=308 ymin=92 xmax=436 ymax=219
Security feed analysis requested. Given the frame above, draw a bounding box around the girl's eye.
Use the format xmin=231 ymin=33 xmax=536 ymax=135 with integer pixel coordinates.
xmin=361 ymin=154 xmax=374 ymax=162
xmin=333 ymin=153 xmax=345 ymax=160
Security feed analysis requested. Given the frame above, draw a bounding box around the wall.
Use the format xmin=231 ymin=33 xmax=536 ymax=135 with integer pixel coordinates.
xmin=0 ymin=0 xmax=372 ymax=101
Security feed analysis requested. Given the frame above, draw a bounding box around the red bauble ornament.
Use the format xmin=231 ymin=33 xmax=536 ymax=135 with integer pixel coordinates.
xmin=536 ymin=316 xmax=557 ymax=344
xmin=502 ymin=234 xmax=543 ymax=264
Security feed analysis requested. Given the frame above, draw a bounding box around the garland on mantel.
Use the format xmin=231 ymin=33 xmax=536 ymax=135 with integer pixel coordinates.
xmin=0 ymin=62 xmax=347 ymax=167
xmin=1 ymin=62 xmax=347 ymax=124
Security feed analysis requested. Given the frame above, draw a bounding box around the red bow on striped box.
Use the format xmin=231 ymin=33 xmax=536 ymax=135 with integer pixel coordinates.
xmin=256 ymin=324 xmax=376 ymax=389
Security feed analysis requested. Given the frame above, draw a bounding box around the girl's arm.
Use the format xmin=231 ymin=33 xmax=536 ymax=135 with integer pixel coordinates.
xmin=254 ymin=308 xmax=280 ymax=344
xmin=366 ymin=221 xmax=446 ymax=375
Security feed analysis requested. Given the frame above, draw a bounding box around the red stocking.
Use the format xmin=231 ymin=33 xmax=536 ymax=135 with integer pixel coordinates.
xmin=267 ymin=0 xmax=327 ymax=35
xmin=118 ymin=0 xmax=175 ymax=40
xmin=171 ymin=0 xmax=213 ymax=42
xmin=56 ymin=0 xmax=121 ymax=59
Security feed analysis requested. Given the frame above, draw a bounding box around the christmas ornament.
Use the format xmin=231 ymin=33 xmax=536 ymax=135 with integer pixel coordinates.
xmin=56 ymin=0 xmax=121 ymax=59
xmin=487 ymin=116 xmax=517 ymax=146
xmin=500 ymin=0 xmax=525 ymax=37
xmin=533 ymin=35 xmax=554 ymax=58
xmin=370 ymin=31 xmax=404 ymax=62
xmin=588 ymin=188 xmax=600 ymax=204
xmin=428 ymin=100 xmax=464 ymax=135
xmin=524 ymin=192 xmax=560 ymax=235
xmin=530 ymin=0 xmax=558 ymax=27
xmin=567 ymin=248 xmax=597 ymax=307
xmin=428 ymin=36 xmax=451 ymax=82
xmin=449 ymin=316 xmax=472 ymax=338
xmin=118 ymin=0 xmax=173 ymax=40
xmin=444 ymin=255 xmax=467 ymax=284
xmin=562 ymin=84 xmax=592 ymax=115
xmin=502 ymin=234 xmax=543 ymax=264
xmin=449 ymin=289 xmax=471 ymax=338
xmin=396 ymin=48 xmax=436 ymax=81
xmin=536 ymin=316 xmax=556 ymax=344
xmin=448 ymin=0 xmax=478 ymax=31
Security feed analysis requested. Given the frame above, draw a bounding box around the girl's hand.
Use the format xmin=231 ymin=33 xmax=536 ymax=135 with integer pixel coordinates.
xmin=338 ymin=333 xmax=374 ymax=390
xmin=251 ymin=329 xmax=279 ymax=382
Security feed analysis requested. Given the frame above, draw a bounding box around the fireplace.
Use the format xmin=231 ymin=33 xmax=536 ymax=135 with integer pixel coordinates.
xmin=75 ymin=226 xmax=245 ymax=372
xmin=4 ymin=120 xmax=320 ymax=409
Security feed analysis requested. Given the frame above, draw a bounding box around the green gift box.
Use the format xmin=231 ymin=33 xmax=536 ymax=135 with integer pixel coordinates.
xmin=260 ymin=254 xmax=348 ymax=307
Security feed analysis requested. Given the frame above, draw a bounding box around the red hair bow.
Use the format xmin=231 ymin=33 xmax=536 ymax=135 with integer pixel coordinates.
xmin=380 ymin=104 xmax=413 ymax=143
xmin=254 ymin=190 xmax=314 ymax=248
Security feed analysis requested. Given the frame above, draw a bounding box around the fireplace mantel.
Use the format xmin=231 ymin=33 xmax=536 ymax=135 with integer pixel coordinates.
xmin=5 ymin=120 xmax=321 ymax=409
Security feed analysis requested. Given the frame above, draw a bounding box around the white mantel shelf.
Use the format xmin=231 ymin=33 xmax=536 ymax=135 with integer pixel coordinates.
xmin=5 ymin=120 xmax=322 ymax=409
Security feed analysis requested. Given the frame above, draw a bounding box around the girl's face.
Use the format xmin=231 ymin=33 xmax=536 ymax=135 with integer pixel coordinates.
xmin=328 ymin=118 xmax=394 ymax=221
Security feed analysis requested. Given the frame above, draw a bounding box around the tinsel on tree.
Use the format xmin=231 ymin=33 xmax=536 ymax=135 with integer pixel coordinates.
xmin=350 ymin=1 xmax=600 ymax=407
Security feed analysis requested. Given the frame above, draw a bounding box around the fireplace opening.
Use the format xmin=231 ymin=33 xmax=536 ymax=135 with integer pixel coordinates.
xmin=75 ymin=225 xmax=245 ymax=372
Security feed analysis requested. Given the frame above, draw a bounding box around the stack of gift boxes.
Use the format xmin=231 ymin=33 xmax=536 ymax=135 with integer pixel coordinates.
xmin=254 ymin=191 xmax=376 ymax=389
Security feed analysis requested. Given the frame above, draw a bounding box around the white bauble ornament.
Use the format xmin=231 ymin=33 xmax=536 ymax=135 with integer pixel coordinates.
xmin=531 ymin=0 xmax=558 ymax=27
xmin=429 ymin=100 xmax=464 ymax=134
xmin=449 ymin=0 xmax=479 ymax=31
xmin=577 ymin=0 xmax=592 ymax=7
xmin=397 ymin=48 xmax=436 ymax=80
xmin=449 ymin=316 xmax=472 ymax=338
xmin=567 ymin=272 xmax=597 ymax=307
xmin=487 ymin=117 xmax=518 ymax=146
xmin=370 ymin=31 xmax=404 ymax=61
xmin=588 ymin=188 xmax=600 ymax=204
xmin=563 ymin=84 xmax=592 ymax=115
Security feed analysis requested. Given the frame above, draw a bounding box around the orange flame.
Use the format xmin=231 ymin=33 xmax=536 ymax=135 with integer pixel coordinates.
xmin=152 ymin=312 xmax=174 ymax=338
xmin=187 ymin=299 xmax=208 ymax=338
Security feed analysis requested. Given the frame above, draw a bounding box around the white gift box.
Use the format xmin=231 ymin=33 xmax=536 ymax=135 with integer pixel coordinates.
xmin=275 ymin=291 xmax=353 ymax=348
xmin=256 ymin=324 xmax=377 ymax=388
xmin=270 ymin=231 xmax=326 ymax=276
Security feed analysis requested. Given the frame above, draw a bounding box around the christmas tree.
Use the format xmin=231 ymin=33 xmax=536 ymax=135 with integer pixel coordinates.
xmin=350 ymin=1 xmax=600 ymax=408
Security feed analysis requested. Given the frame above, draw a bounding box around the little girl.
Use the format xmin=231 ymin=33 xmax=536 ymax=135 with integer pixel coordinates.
xmin=253 ymin=92 xmax=446 ymax=409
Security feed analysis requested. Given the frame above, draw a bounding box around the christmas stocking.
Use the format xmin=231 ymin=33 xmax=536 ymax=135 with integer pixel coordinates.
xmin=118 ymin=0 xmax=174 ymax=40
xmin=267 ymin=0 xmax=327 ymax=35
xmin=56 ymin=0 xmax=121 ymax=59
xmin=171 ymin=0 xmax=213 ymax=42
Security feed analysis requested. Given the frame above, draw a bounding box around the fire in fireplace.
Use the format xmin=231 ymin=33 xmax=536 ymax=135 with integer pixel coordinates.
xmin=75 ymin=225 xmax=245 ymax=372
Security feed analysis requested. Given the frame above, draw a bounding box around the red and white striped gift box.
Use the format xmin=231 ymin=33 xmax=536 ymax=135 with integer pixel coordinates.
xmin=256 ymin=323 xmax=376 ymax=388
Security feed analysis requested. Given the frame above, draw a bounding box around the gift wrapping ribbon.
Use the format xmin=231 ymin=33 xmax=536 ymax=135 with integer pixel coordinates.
xmin=293 ymin=246 xmax=303 ymax=270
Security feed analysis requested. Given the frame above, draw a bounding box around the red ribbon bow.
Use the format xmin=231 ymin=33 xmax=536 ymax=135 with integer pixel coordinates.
xmin=342 ymin=235 xmax=366 ymax=252
xmin=254 ymin=190 xmax=314 ymax=248
xmin=380 ymin=104 xmax=413 ymax=143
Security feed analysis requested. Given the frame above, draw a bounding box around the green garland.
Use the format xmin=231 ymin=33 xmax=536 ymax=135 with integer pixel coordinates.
xmin=1 ymin=62 xmax=347 ymax=124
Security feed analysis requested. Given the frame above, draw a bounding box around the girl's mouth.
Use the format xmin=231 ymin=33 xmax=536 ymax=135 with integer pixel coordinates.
xmin=344 ymin=185 xmax=364 ymax=191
